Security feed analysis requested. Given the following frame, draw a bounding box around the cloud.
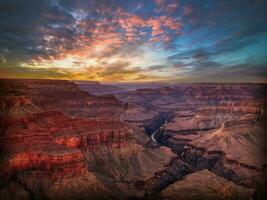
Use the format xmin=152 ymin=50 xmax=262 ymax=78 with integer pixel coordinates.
xmin=0 ymin=63 xmax=75 ymax=79
xmin=0 ymin=0 xmax=267 ymax=82
xmin=155 ymin=0 xmax=166 ymax=6
xmin=154 ymin=0 xmax=179 ymax=14
xmin=192 ymin=63 xmax=267 ymax=82
xmin=147 ymin=65 xmax=167 ymax=71
xmin=0 ymin=0 xmax=184 ymax=82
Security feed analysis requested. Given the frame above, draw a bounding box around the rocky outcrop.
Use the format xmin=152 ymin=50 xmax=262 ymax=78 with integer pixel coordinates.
xmin=82 ymin=127 xmax=177 ymax=199
xmin=120 ymin=105 xmax=158 ymax=123
xmin=161 ymin=170 xmax=255 ymax=200
xmin=159 ymin=113 xmax=266 ymax=187
xmin=119 ymin=83 xmax=267 ymax=197
xmin=0 ymin=79 xmax=181 ymax=200
xmin=0 ymin=79 xmax=134 ymax=199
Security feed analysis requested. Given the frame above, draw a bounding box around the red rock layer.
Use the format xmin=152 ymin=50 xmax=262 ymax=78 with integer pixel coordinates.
xmin=0 ymin=79 xmax=132 ymax=179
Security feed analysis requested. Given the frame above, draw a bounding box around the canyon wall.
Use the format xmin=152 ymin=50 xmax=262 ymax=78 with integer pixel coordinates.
xmin=116 ymin=83 xmax=267 ymax=199
xmin=1 ymin=80 xmax=266 ymax=199
xmin=0 ymin=79 xmax=176 ymax=200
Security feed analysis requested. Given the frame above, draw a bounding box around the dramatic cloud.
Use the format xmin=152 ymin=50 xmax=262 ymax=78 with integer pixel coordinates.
xmin=0 ymin=0 xmax=267 ymax=82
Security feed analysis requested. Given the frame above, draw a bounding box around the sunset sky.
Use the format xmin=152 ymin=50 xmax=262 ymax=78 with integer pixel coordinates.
xmin=0 ymin=0 xmax=267 ymax=82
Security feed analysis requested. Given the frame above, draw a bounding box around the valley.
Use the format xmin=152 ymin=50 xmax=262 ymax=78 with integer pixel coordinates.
xmin=114 ymin=82 xmax=267 ymax=199
xmin=0 ymin=79 xmax=266 ymax=200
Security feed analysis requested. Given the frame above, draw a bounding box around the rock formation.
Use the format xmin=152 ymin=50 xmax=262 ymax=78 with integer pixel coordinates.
xmin=117 ymin=83 xmax=267 ymax=199
xmin=1 ymin=80 xmax=266 ymax=199
xmin=161 ymin=170 xmax=255 ymax=200
xmin=0 ymin=79 xmax=176 ymax=200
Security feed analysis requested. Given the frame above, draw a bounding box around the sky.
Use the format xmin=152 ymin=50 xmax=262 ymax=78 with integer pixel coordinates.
xmin=0 ymin=0 xmax=267 ymax=82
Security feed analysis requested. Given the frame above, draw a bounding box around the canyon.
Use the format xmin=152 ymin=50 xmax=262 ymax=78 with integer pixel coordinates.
xmin=0 ymin=79 xmax=266 ymax=200
xmin=115 ymin=83 xmax=267 ymax=199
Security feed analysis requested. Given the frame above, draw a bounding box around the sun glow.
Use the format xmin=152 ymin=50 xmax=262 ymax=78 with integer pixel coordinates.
xmin=20 ymin=55 xmax=98 ymax=71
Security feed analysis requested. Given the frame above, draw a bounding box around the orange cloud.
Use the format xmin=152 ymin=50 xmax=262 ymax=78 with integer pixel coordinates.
xmin=14 ymin=6 xmax=182 ymax=82
xmin=114 ymin=7 xmax=182 ymax=42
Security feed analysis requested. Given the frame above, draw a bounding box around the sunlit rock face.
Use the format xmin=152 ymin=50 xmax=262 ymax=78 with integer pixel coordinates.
xmin=0 ymin=79 xmax=176 ymax=200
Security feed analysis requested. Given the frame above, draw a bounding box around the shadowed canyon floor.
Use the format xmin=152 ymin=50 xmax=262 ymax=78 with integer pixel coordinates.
xmin=0 ymin=79 xmax=267 ymax=200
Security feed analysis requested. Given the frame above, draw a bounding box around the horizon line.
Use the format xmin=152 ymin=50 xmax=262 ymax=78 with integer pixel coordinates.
xmin=1 ymin=77 xmax=267 ymax=84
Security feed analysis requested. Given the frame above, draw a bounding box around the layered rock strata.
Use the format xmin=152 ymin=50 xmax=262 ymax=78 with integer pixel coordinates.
xmin=0 ymin=79 xmax=177 ymax=200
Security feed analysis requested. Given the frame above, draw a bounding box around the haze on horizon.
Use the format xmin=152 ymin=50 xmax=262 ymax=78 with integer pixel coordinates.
xmin=0 ymin=0 xmax=267 ymax=82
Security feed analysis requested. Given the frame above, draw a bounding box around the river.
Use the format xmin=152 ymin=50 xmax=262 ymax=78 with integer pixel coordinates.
xmin=151 ymin=120 xmax=168 ymax=143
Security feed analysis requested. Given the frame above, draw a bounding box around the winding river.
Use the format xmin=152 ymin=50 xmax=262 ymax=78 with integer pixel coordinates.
xmin=151 ymin=120 xmax=168 ymax=143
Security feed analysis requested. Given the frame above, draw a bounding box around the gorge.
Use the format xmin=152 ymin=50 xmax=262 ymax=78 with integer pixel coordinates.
xmin=0 ymin=79 xmax=266 ymax=200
